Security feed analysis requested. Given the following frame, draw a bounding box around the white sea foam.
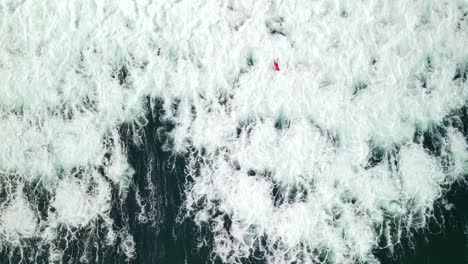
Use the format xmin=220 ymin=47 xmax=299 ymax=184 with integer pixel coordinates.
xmin=0 ymin=190 xmax=37 ymax=243
xmin=0 ymin=0 xmax=467 ymax=262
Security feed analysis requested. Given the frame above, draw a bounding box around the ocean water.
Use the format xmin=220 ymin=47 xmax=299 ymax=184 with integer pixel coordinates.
xmin=0 ymin=0 xmax=467 ymax=263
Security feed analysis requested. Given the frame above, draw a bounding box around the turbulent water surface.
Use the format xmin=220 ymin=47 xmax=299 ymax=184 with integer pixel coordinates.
xmin=0 ymin=0 xmax=468 ymax=263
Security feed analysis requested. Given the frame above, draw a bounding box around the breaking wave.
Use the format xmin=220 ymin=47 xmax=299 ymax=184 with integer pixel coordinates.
xmin=0 ymin=0 xmax=467 ymax=263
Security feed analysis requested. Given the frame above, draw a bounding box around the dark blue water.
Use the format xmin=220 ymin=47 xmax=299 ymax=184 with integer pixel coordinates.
xmin=1 ymin=101 xmax=468 ymax=264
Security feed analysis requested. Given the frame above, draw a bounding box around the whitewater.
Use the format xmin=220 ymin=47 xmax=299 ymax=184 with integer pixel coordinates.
xmin=0 ymin=0 xmax=467 ymax=263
